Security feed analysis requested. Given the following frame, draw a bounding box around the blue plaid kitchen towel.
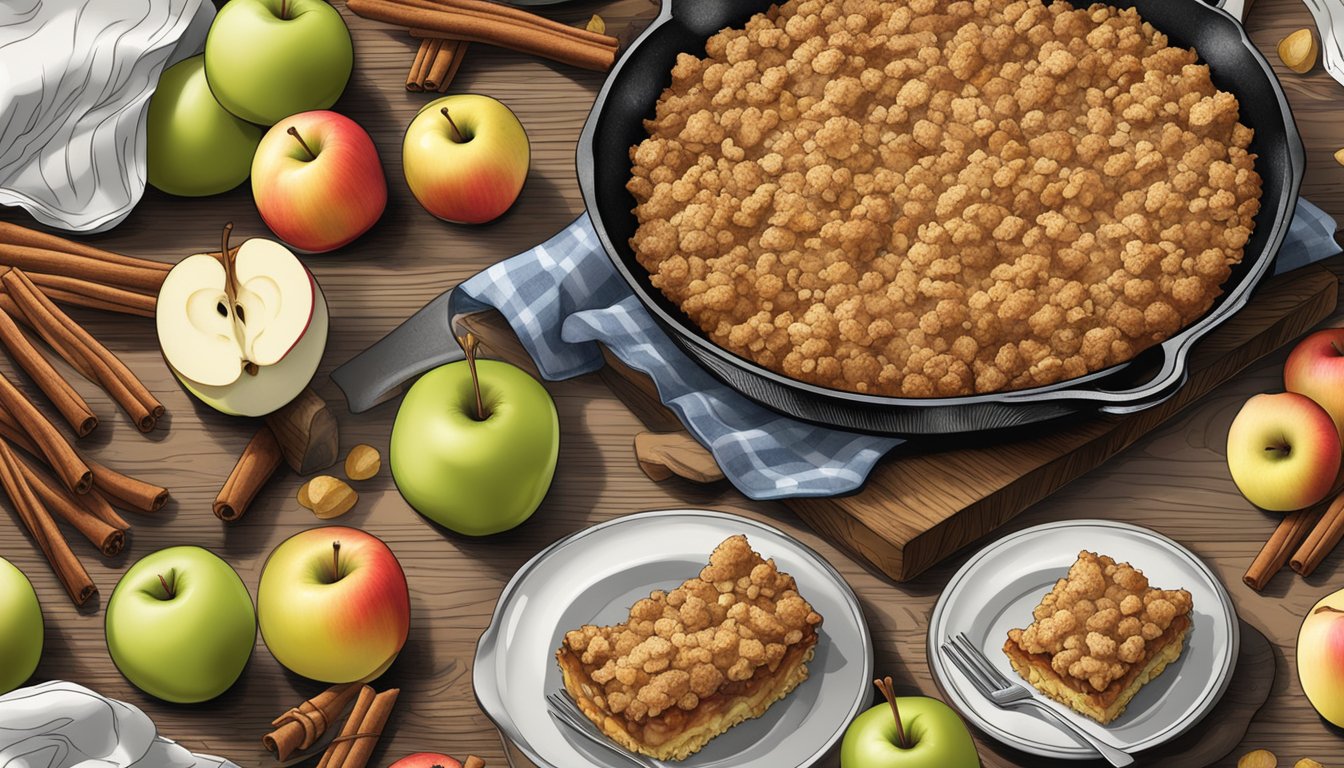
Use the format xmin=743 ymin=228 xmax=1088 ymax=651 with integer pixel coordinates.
xmin=444 ymin=199 xmax=1340 ymax=502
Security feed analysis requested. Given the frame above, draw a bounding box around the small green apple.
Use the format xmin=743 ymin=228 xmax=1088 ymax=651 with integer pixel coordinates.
xmin=205 ymin=0 xmax=354 ymax=125
xmin=841 ymin=690 xmax=979 ymax=768
xmin=0 ymin=556 xmax=42 ymax=695
xmin=106 ymin=546 xmax=256 ymax=704
xmin=390 ymin=339 xmax=558 ymax=536
xmin=146 ymin=55 xmax=263 ymax=197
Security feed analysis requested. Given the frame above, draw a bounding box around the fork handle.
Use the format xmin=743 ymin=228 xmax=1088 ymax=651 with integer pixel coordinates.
xmin=1021 ymin=699 xmax=1135 ymax=767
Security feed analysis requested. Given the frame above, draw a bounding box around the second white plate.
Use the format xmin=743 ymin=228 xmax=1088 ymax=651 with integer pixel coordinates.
xmin=927 ymin=520 xmax=1239 ymax=759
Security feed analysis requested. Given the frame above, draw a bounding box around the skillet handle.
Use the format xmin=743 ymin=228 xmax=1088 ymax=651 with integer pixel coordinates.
xmin=1208 ymin=0 xmax=1249 ymax=22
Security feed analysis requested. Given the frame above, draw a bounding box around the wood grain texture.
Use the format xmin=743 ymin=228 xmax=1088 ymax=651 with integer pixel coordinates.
xmin=0 ymin=0 xmax=1338 ymax=766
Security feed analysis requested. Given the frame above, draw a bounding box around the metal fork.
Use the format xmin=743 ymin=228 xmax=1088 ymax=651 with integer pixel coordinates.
xmin=941 ymin=633 xmax=1135 ymax=767
xmin=545 ymin=691 xmax=668 ymax=768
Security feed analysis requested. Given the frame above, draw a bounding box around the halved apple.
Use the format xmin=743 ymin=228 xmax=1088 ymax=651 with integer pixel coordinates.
xmin=157 ymin=226 xmax=329 ymax=417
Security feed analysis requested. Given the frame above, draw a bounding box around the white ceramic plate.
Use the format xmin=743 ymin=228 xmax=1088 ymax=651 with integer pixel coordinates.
xmin=474 ymin=509 xmax=873 ymax=768
xmin=927 ymin=520 xmax=1239 ymax=760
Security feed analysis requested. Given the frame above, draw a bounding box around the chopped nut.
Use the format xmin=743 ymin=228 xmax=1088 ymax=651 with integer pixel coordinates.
xmin=1239 ymin=750 xmax=1277 ymax=768
xmin=297 ymin=480 xmax=313 ymax=509
xmin=1278 ymin=29 xmax=1318 ymax=73
xmin=306 ymin=475 xmax=358 ymax=519
xmin=586 ymin=14 xmax=605 ymax=34
xmin=344 ymin=443 xmax=381 ymax=481
xmin=1294 ymin=760 xmax=1325 ymax=768
xmin=1334 ymin=148 xmax=1344 ymax=167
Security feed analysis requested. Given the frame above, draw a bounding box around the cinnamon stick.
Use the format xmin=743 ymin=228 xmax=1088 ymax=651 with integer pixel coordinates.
xmin=0 ymin=304 xmax=97 ymax=436
xmin=0 ymin=373 xmax=90 ymax=494
xmin=425 ymin=39 xmax=460 ymax=90
xmin=0 ymin=222 xmax=172 ymax=274
xmin=22 ymin=455 xmax=125 ymax=557
xmin=317 ymin=686 xmax=376 ymax=768
xmin=1244 ymin=508 xmax=1320 ymax=590
xmin=0 ymin=438 xmax=96 ymax=605
xmin=1292 ymin=489 xmax=1344 ymax=576
xmin=3 ymin=268 xmax=164 ymax=432
xmin=264 ymin=683 xmax=363 ymax=761
xmin=317 ymin=687 xmax=400 ymax=768
xmin=0 ymin=403 xmax=163 ymax=515
xmin=214 ymin=426 xmax=285 ymax=522
xmin=0 ymin=245 xmax=168 ymax=293
xmin=349 ymin=0 xmax=618 ymax=71
xmin=0 ymin=295 xmax=97 ymax=380
xmin=406 ymin=38 xmax=434 ymax=90
xmin=22 ymin=273 xmax=158 ymax=318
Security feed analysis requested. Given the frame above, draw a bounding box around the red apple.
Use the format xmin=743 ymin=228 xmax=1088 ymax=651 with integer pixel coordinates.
xmin=402 ymin=94 xmax=529 ymax=224
xmin=1286 ymin=329 xmax=1344 ymax=439
xmin=388 ymin=753 xmax=463 ymax=768
xmin=1226 ymin=392 xmax=1341 ymax=512
xmin=257 ymin=526 xmax=410 ymax=683
xmin=252 ymin=110 xmax=387 ymax=253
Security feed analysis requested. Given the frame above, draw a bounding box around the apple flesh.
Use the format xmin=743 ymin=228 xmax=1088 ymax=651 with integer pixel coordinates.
xmin=390 ymin=352 xmax=558 ymax=536
xmin=1226 ymin=392 xmax=1341 ymax=512
xmin=1286 ymin=329 xmax=1344 ymax=439
xmin=841 ymin=696 xmax=979 ymax=768
xmin=0 ymin=556 xmax=42 ymax=695
xmin=204 ymin=0 xmax=353 ymax=126
xmin=252 ymin=110 xmax=387 ymax=253
xmin=105 ymin=546 xmax=256 ymax=704
xmin=156 ymin=230 xmax=329 ymax=416
xmin=1299 ymin=589 xmax=1344 ymax=727
xmin=257 ymin=526 xmax=410 ymax=683
xmin=147 ymin=55 xmax=262 ymax=197
xmin=403 ymin=95 xmax=530 ymax=224
xmin=388 ymin=753 xmax=464 ymax=768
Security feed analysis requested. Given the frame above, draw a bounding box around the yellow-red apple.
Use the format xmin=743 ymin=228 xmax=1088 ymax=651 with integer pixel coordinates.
xmin=257 ymin=526 xmax=410 ymax=683
xmin=1226 ymin=392 xmax=1340 ymax=511
xmin=1298 ymin=588 xmax=1344 ymax=727
xmin=252 ymin=110 xmax=386 ymax=253
xmin=402 ymin=95 xmax=529 ymax=225
xmin=1286 ymin=329 xmax=1344 ymax=440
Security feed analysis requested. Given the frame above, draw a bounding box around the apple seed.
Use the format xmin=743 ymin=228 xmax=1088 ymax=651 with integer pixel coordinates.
xmin=1239 ymin=750 xmax=1277 ymax=768
xmin=345 ymin=443 xmax=381 ymax=481
xmin=306 ymin=475 xmax=357 ymax=519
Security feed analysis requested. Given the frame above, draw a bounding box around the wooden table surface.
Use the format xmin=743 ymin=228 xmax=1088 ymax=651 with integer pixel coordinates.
xmin=3 ymin=0 xmax=1344 ymax=766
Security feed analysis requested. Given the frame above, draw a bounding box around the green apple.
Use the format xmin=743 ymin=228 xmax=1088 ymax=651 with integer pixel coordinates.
xmin=390 ymin=340 xmax=558 ymax=536
xmin=205 ymin=0 xmax=354 ymax=126
xmin=841 ymin=695 xmax=980 ymax=768
xmin=0 ymin=556 xmax=42 ymax=695
xmin=146 ymin=55 xmax=262 ymax=196
xmin=105 ymin=546 xmax=256 ymax=704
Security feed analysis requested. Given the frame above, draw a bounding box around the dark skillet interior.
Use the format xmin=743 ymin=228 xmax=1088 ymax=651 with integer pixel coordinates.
xmin=580 ymin=0 xmax=1301 ymax=435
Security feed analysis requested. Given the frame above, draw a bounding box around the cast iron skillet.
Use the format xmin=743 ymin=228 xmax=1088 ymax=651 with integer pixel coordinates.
xmin=576 ymin=0 xmax=1304 ymax=436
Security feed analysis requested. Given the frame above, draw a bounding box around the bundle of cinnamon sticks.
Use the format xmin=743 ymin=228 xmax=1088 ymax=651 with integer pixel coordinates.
xmin=348 ymin=0 xmax=620 ymax=82
xmin=262 ymin=683 xmax=428 ymax=768
xmin=1245 ymin=487 xmax=1344 ymax=590
xmin=0 ymin=223 xmax=170 ymax=605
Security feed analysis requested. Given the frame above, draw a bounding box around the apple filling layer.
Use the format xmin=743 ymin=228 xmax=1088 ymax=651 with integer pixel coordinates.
xmin=556 ymin=535 xmax=823 ymax=761
xmin=1004 ymin=551 xmax=1193 ymax=724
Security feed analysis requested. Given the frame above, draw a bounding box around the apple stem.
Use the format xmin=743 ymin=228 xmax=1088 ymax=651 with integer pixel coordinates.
xmin=157 ymin=573 xmax=174 ymax=599
xmin=280 ymin=0 xmax=288 ymax=19
xmin=440 ymin=107 xmax=467 ymax=143
xmin=332 ymin=540 xmax=341 ymax=582
xmin=874 ymin=676 xmax=910 ymax=750
xmin=456 ymin=332 xmax=487 ymax=421
xmin=287 ymin=127 xmax=318 ymax=161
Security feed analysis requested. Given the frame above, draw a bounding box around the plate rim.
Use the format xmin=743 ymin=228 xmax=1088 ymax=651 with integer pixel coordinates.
xmin=926 ymin=519 xmax=1240 ymax=759
xmin=473 ymin=508 xmax=875 ymax=768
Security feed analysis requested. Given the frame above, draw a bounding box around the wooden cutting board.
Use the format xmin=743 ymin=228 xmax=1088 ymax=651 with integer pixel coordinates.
xmin=462 ymin=261 xmax=1339 ymax=582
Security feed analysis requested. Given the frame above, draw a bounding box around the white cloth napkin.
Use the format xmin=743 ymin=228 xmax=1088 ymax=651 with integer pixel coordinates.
xmin=0 ymin=681 xmax=238 ymax=768
xmin=0 ymin=0 xmax=215 ymax=233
